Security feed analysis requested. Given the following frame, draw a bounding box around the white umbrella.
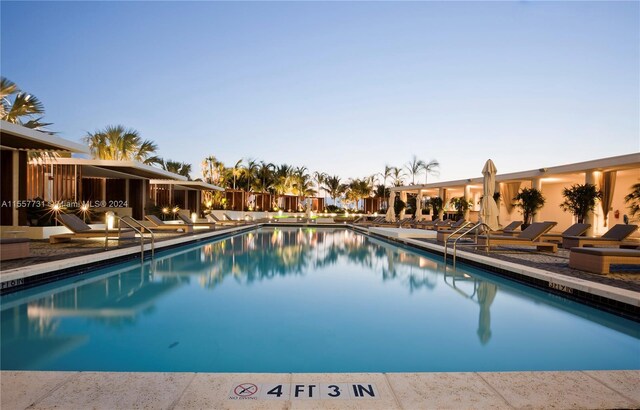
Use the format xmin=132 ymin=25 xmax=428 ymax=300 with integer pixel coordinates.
xmin=480 ymin=159 xmax=500 ymax=230
xmin=415 ymin=191 xmax=423 ymax=220
xmin=386 ymin=191 xmax=396 ymax=222
xmin=305 ymin=199 xmax=312 ymax=219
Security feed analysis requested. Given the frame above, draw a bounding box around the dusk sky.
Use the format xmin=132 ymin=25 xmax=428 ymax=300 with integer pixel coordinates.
xmin=2 ymin=1 xmax=638 ymax=184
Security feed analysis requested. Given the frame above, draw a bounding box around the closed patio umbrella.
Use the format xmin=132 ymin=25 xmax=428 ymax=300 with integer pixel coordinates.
xmin=399 ymin=191 xmax=407 ymax=220
xmin=480 ymin=159 xmax=500 ymax=230
xmin=415 ymin=191 xmax=423 ymax=220
xmin=386 ymin=191 xmax=396 ymax=222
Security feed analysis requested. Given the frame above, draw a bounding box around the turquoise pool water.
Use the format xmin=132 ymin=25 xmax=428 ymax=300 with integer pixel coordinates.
xmin=1 ymin=227 xmax=639 ymax=372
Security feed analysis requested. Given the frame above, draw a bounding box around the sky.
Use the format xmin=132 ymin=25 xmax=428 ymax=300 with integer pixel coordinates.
xmin=1 ymin=1 xmax=638 ymax=185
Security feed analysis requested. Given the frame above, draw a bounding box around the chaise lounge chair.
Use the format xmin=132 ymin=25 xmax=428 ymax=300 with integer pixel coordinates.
xmin=478 ymin=221 xmax=559 ymax=253
xmin=410 ymin=218 xmax=441 ymax=229
xmin=50 ymin=213 xmax=136 ymax=244
xmin=569 ymin=247 xmax=640 ymax=274
xmin=540 ymin=223 xmax=591 ymax=245
xmin=206 ymin=214 xmax=246 ymax=226
xmin=0 ymin=237 xmax=30 ymax=260
xmin=562 ymin=224 xmax=638 ymax=249
xmin=145 ymin=215 xmax=194 ymax=233
xmin=177 ymin=213 xmax=216 ymax=229
xmin=434 ymin=219 xmax=466 ymax=231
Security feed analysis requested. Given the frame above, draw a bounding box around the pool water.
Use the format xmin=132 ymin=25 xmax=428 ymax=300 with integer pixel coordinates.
xmin=1 ymin=227 xmax=639 ymax=372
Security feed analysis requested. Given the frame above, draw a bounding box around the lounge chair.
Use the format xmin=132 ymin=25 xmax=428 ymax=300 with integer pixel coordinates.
xmin=0 ymin=238 xmax=30 ymax=260
xmin=434 ymin=219 xmax=466 ymax=231
xmin=562 ymin=224 xmax=638 ymax=249
xmin=177 ymin=213 xmax=216 ymax=229
xmin=224 ymin=213 xmax=251 ymax=223
xmin=50 ymin=213 xmax=136 ymax=244
xmin=144 ymin=215 xmax=194 ymax=233
xmin=356 ymin=216 xmax=387 ymax=226
xmin=540 ymin=223 xmax=591 ymax=244
xmin=206 ymin=214 xmax=245 ymax=226
xmin=492 ymin=221 xmax=524 ymax=236
xmin=478 ymin=221 xmax=559 ymax=253
xmin=569 ymin=247 xmax=640 ymax=274
xmin=410 ymin=218 xmax=441 ymax=229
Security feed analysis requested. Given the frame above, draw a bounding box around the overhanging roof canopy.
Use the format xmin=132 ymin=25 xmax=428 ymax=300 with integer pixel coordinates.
xmin=0 ymin=120 xmax=89 ymax=153
xmin=49 ymin=158 xmax=188 ymax=180
xmin=149 ymin=179 xmax=224 ymax=192
xmin=391 ymin=153 xmax=640 ymax=193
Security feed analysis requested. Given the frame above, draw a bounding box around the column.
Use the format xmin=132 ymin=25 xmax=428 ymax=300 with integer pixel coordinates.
xmin=12 ymin=151 xmax=19 ymax=226
xmin=585 ymin=171 xmax=597 ymax=236
xmin=463 ymin=184 xmax=471 ymax=220
xmin=438 ymin=188 xmax=446 ymax=220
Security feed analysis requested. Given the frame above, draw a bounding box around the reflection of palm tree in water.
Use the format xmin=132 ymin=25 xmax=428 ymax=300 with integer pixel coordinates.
xmin=476 ymin=281 xmax=498 ymax=345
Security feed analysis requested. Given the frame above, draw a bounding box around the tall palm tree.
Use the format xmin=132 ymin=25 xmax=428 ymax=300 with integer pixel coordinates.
xmin=321 ymin=175 xmax=345 ymax=206
xmin=253 ymin=161 xmax=275 ymax=193
xmin=405 ymin=156 xmax=425 ymax=185
xmin=202 ymin=155 xmax=225 ymax=185
xmin=84 ymin=125 xmax=161 ymax=165
xmin=391 ymin=167 xmax=406 ymax=187
xmin=244 ymin=158 xmax=260 ymax=192
xmin=161 ymin=159 xmax=192 ymax=179
xmin=421 ymin=159 xmax=440 ymax=184
xmin=1 ymin=76 xmax=51 ymax=130
xmin=347 ymin=178 xmax=372 ymax=211
xmin=230 ymin=159 xmax=244 ymax=190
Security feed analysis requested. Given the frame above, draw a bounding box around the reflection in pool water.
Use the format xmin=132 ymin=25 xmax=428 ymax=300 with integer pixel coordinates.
xmin=1 ymin=227 xmax=638 ymax=372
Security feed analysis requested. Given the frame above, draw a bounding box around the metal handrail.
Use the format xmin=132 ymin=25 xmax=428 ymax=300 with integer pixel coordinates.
xmin=443 ymin=221 xmax=474 ymax=262
xmin=443 ymin=222 xmax=492 ymax=269
xmin=117 ymin=216 xmax=155 ymax=261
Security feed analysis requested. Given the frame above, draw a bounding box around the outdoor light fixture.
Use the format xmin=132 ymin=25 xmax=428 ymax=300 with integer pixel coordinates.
xmin=162 ymin=207 xmax=169 ymax=214
xmin=191 ymin=213 xmax=198 ymax=223
xmin=105 ymin=211 xmax=115 ymax=230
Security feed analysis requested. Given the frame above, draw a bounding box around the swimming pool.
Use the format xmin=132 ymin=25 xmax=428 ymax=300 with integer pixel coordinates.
xmin=1 ymin=227 xmax=638 ymax=372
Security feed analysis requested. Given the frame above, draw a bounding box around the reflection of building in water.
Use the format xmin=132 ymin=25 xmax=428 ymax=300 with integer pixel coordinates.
xmin=1 ymin=265 xmax=182 ymax=368
xmin=443 ymin=269 xmax=498 ymax=345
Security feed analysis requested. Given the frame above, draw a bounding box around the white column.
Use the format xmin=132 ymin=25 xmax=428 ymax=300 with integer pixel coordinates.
xmin=585 ymin=171 xmax=597 ymax=236
xmin=141 ymin=180 xmax=147 ymax=218
xmin=438 ymin=188 xmax=446 ymax=220
xmin=463 ymin=184 xmax=471 ymax=220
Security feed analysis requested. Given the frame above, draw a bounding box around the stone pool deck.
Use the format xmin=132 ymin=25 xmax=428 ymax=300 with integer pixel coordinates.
xmin=1 ymin=224 xmax=639 ymax=409
xmin=2 ymin=370 xmax=639 ymax=409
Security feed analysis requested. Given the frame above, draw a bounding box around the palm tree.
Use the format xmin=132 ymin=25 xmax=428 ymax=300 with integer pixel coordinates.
xmin=347 ymin=178 xmax=372 ymax=211
xmin=202 ymin=155 xmax=225 ymax=185
xmin=254 ymin=161 xmax=275 ymax=193
xmin=625 ymin=183 xmax=640 ymax=220
xmin=321 ymin=175 xmax=345 ymax=207
xmin=161 ymin=159 xmax=192 ymax=179
xmin=391 ymin=167 xmax=406 ymax=187
xmin=230 ymin=159 xmax=244 ymax=190
xmin=244 ymin=158 xmax=259 ymax=192
xmin=84 ymin=125 xmax=161 ymax=165
xmin=405 ymin=156 xmax=425 ymax=185
xmin=1 ymin=76 xmax=51 ymax=130
xmin=421 ymin=159 xmax=440 ymax=184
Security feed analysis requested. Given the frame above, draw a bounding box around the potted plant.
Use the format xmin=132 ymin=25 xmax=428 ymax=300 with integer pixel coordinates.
xmin=428 ymin=197 xmax=443 ymax=219
xmin=393 ymin=197 xmax=406 ymax=218
xmin=559 ymin=183 xmax=602 ymax=223
xmin=514 ymin=188 xmax=545 ymax=229
xmin=449 ymin=197 xmax=471 ymax=220
xmin=624 ymin=183 xmax=640 ymax=222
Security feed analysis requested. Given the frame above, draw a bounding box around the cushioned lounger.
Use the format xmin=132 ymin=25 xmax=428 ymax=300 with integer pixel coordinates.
xmin=177 ymin=213 xmax=215 ymax=229
xmin=145 ymin=215 xmax=193 ymax=233
xmin=540 ymin=223 xmax=591 ymax=244
xmin=50 ymin=213 xmax=136 ymax=243
xmin=562 ymin=224 xmax=638 ymax=249
xmin=478 ymin=221 xmax=558 ymax=253
xmin=569 ymin=247 xmax=640 ymax=274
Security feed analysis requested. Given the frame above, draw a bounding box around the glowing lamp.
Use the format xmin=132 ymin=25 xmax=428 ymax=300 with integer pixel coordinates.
xmin=105 ymin=211 xmax=115 ymax=230
xmin=191 ymin=213 xmax=198 ymax=223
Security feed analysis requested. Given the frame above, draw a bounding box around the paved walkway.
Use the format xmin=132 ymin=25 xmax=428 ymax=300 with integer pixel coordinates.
xmin=2 ymin=370 xmax=639 ymax=409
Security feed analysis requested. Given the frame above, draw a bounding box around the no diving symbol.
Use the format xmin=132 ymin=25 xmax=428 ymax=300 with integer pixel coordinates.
xmin=234 ymin=383 xmax=258 ymax=397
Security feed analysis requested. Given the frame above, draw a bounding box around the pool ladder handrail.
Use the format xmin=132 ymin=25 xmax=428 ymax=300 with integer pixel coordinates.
xmin=117 ymin=216 xmax=155 ymax=261
xmin=443 ymin=221 xmax=474 ymax=263
xmin=444 ymin=222 xmax=492 ymax=269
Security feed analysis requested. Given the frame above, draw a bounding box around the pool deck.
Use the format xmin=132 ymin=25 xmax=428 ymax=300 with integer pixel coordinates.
xmin=2 ymin=370 xmax=639 ymax=409
xmin=2 ymin=224 xmax=640 ymax=409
